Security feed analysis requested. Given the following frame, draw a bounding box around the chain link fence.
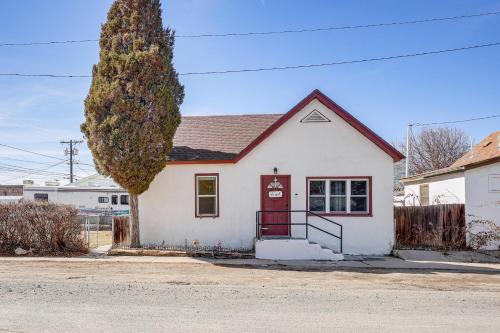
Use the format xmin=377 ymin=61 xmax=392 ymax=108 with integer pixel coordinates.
xmin=78 ymin=210 xmax=129 ymax=249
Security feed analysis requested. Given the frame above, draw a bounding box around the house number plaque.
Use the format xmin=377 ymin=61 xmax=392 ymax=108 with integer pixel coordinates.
xmin=268 ymin=190 xmax=283 ymax=198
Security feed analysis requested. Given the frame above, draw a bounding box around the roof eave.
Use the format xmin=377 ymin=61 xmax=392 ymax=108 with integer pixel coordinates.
xmin=400 ymin=167 xmax=465 ymax=184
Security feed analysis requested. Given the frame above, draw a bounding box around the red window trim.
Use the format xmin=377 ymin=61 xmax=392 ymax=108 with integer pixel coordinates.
xmin=306 ymin=176 xmax=373 ymax=217
xmin=195 ymin=173 xmax=220 ymax=218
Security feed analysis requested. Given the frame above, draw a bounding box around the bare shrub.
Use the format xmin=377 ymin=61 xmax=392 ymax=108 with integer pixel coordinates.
xmin=467 ymin=218 xmax=500 ymax=250
xmin=0 ymin=201 xmax=88 ymax=256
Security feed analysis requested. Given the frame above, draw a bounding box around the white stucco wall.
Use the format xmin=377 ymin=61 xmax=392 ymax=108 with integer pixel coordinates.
xmin=23 ymin=187 xmax=129 ymax=211
xmin=403 ymin=173 xmax=465 ymax=206
xmin=465 ymin=162 xmax=500 ymax=250
xmin=139 ymin=98 xmax=396 ymax=255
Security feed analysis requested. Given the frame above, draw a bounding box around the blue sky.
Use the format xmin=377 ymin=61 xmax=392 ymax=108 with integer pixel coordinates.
xmin=1 ymin=0 xmax=499 ymax=184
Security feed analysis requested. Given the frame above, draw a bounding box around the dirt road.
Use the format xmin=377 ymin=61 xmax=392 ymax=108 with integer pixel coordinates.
xmin=0 ymin=260 xmax=499 ymax=332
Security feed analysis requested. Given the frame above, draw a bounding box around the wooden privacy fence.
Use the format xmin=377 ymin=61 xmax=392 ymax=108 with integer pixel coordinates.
xmin=395 ymin=204 xmax=466 ymax=249
xmin=112 ymin=216 xmax=130 ymax=247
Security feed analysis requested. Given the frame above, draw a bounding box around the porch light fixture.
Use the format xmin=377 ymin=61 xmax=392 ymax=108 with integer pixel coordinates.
xmin=273 ymin=167 xmax=278 ymax=175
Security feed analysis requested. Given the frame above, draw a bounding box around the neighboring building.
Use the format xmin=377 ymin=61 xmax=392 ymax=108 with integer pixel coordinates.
xmin=401 ymin=131 xmax=500 ymax=249
xmin=0 ymin=185 xmax=23 ymax=196
xmin=139 ymin=90 xmax=404 ymax=258
xmin=23 ymin=174 xmax=129 ymax=212
xmin=0 ymin=196 xmax=23 ymax=204
xmin=0 ymin=185 xmax=24 ymax=204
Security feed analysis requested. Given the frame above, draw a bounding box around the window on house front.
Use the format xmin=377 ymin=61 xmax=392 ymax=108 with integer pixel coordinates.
xmin=111 ymin=195 xmax=118 ymax=205
xmin=309 ymin=181 xmax=326 ymax=212
xmin=34 ymin=193 xmax=48 ymax=202
xmin=350 ymin=180 xmax=368 ymax=212
xmin=308 ymin=178 xmax=370 ymax=215
xmin=98 ymin=196 xmax=109 ymax=204
xmin=120 ymin=195 xmax=129 ymax=205
xmin=195 ymin=174 xmax=218 ymax=217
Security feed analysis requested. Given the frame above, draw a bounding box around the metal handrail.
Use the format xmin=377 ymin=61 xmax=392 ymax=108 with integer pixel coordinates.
xmin=256 ymin=210 xmax=343 ymax=253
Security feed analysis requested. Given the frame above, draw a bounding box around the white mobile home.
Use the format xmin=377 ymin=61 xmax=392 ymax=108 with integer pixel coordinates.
xmin=24 ymin=174 xmax=130 ymax=212
xmin=139 ymin=90 xmax=404 ymax=258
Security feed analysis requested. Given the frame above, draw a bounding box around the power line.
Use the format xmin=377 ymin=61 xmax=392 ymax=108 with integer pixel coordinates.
xmin=0 ymin=162 xmax=70 ymax=177
xmin=0 ymin=156 xmax=60 ymax=166
xmin=177 ymin=10 xmax=500 ymax=38
xmin=0 ymin=39 xmax=98 ymax=47
xmin=1 ymin=10 xmax=499 ymax=47
xmin=412 ymin=114 xmax=500 ymax=126
xmin=0 ymin=73 xmax=90 ymax=78
xmin=3 ymin=40 xmax=496 ymax=78
xmin=0 ymin=160 xmax=69 ymax=182
xmin=0 ymin=143 xmax=65 ymax=161
xmin=75 ymin=161 xmax=95 ymax=167
xmin=180 ymin=42 xmax=500 ymax=75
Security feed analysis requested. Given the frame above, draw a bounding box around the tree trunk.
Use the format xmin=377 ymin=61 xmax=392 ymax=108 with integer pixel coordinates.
xmin=129 ymin=194 xmax=140 ymax=248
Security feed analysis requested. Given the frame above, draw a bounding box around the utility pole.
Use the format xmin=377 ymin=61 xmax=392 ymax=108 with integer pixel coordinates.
xmin=60 ymin=140 xmax=83 ymax=183
xmin=405 ymin=123 xmax=413 ymax=177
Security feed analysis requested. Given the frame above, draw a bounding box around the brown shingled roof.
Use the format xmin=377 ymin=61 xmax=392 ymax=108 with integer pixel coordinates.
xmin=168 ymin=114 xmax=282 ymax=161
xmin=451 ymin=131 xmax=500 ymax=168
xmin=167 ymin=90 xmax=404 ymax=163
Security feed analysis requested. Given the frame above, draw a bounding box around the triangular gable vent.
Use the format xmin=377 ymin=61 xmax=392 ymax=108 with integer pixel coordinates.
xmin=300 ymin=109 xmax=331 ymax=123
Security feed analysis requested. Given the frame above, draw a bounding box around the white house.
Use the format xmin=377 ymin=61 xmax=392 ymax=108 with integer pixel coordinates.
xmin=23 ymin=174 xmax=130 ymax=212
xmin=139 ymin=90 xmax=404 ymax=259
xmin=402 ymin=131 xmax=500 ymax=250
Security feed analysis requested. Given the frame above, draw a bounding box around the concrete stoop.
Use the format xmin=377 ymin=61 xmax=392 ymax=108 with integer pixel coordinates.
xmin=255 ymin=239 xmax=344 ymax=261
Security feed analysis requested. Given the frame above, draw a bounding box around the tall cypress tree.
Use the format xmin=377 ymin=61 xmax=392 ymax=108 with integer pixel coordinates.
xmin=82 ymin=0 xmax=184 ymax=247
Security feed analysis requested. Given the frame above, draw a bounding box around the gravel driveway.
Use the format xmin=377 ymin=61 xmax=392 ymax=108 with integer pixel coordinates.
xmin=0 ymin=260 xmax=499 ymax=332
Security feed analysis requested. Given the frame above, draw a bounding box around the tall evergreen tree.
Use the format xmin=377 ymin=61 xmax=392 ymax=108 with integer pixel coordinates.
xmin=82 ymin=0 xmax=184 ymax=247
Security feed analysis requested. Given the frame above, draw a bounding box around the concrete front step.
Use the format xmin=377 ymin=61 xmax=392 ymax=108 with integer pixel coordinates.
xmin=255 ymin=239 xmax=344 ymax=261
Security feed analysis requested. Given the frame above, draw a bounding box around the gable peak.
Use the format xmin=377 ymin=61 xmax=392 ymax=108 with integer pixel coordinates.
xmin=300 ymin=109 xmax=331 ymax=123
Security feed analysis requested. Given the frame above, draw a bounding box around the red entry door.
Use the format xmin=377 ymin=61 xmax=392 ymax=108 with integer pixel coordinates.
xmin=260 ymin=175 xmax=291 ymax=236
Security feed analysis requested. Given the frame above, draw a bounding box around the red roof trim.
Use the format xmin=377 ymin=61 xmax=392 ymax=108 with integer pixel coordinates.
xmin=167 ymin=159 xmax=235 ymax=165
xmin=235 ymin=89 xmax=404 ymax=162
xmin=171 ymin=89 xmax=404 ymax=164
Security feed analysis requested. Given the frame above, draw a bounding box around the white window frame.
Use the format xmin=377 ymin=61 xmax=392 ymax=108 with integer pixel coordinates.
xmin=195 ymin=174 xmax=219 ymax=218
xmin=308 ymin=178 xmax=370 ymax=215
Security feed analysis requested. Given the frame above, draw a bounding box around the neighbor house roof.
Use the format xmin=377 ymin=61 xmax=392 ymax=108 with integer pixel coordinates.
xmin=450 ymin=131 xmax=500 ymax=168
xmin=168 ymin=89 xmax=404 ymax=164
xmin=401 ymin=131 xmax=500 ymax=183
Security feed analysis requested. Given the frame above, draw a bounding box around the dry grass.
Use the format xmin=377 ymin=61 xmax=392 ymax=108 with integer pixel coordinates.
xmin=81 ymin=231 xmax=112 ymax=248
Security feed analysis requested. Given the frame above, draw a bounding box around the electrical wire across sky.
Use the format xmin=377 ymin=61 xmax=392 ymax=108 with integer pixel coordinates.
xmin=0 ymin=9 xmax=499 ymax=46
xmin=0 ymin=41 xmax=499 ymax=78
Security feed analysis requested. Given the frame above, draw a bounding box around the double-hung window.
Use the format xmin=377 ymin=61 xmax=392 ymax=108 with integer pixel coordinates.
xmin=195 ymin=174 xmax=219 ymax=217
xmin=308 ymin=178 xmax=371 ymax=215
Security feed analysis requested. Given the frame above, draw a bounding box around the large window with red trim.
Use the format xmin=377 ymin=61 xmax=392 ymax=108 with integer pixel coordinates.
xmin=195 ymin=174 xmax=219 ymax=217
xmin=307 ymin=177 xmax=371 ymax=215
